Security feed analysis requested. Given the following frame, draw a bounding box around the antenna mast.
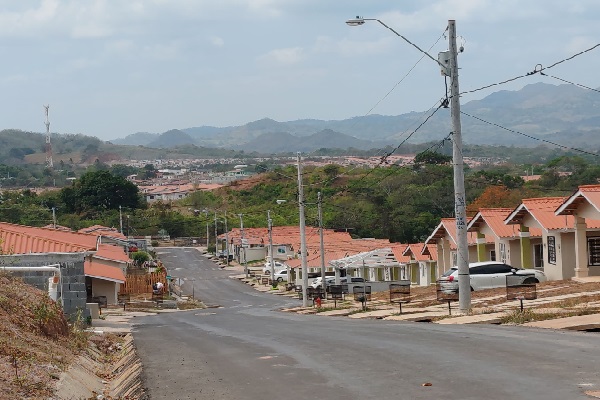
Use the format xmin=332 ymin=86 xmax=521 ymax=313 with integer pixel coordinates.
xmin=44 ymin=104 xmax=53 ymax=168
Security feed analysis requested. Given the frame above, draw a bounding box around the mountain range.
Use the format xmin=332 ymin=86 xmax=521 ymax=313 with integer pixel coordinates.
xmin=111 ymin=82 xmax=600 ymax=153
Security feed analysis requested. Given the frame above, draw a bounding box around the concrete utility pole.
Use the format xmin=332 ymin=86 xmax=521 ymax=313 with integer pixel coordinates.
xmin=214 ymin=212 xmax=218 ymax=253
xmin=224 ymin=212 xmax=230 ymax=267
xmin=268 ymin=210 xmax=275 ymax=285
xmin=448 ymin=20 xmax=471 ymax=312
xmin=318 ymin=192 xmax=326 ymax=293
xmin=204 ymin=210 xmax=210 ymax=250
xmin=52 ymin=207 xmax=57 ymax=229
xmin=239 ymin=214 xmax=248 ymax=278
xmin=297 ymin=153 xmax=308 ymax=307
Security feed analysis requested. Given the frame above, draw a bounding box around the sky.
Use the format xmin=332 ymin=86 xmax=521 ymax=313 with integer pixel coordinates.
xmin=0 ymin=0 xmax=599 ymax=141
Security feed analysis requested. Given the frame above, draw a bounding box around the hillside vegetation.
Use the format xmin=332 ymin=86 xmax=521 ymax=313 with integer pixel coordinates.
xmin=0 ymin=273 xmax=84 ymax=398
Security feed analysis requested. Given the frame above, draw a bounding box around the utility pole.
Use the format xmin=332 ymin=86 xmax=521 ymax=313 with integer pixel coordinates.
xmin=119 ymin=205 xmax=123 ymax=235
xmin=52 ymin=207 xmax=57 ymax=229
xmin=204 ymin=210 xmax=210 ymax=250
xmin=224 ymin=212 xmax=229 ymax=267
xmin=214 ymin=212 xmax=218 ymax=253
xmin=448 ymin=20 xmax=471 ymax=312
xmin=239 ymin=214 xmax=247 ymax=278
xmin=268 ymin=210 xmax=275 ymax=285
xmin=318 ymin=192 xmax=326 ymax=292
xmin=297 ymin=153 xmax=308 ymax=307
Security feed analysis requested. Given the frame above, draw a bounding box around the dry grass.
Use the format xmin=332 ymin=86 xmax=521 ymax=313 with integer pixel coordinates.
xmin=0 ymin=273 xmax=97 ymax=399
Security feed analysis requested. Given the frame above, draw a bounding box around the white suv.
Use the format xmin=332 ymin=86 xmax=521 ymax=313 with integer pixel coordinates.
xmin=262 ymin=261 xmax=288 ymax=275
xmin=439 ymin=261 xmax=546 ymax=292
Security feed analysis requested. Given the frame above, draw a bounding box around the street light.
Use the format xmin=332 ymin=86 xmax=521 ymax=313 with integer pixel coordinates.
xmin=346 ymin=17 xmax=471 ymax=312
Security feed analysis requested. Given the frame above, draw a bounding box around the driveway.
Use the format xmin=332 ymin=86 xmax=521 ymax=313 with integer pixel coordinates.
xmin=132 ymin=247 xmax=600 ymax=399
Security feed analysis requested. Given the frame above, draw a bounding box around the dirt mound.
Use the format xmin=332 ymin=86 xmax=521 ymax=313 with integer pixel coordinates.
xmin=0 ymin=273 xmax=84 ymax=399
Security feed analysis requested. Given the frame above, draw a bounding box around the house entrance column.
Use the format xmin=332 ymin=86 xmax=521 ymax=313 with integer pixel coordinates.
xmin=574 ymin=216 xmax=589 ymax=278
xmin=476 ymin=233 xmax=487 ymax=262
xmin=519 ymin=225 xmax=532 ymax=269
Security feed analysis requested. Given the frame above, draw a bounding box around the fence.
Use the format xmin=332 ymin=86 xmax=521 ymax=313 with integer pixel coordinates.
xmin=120 ymin=271 xmax=167 ymax=295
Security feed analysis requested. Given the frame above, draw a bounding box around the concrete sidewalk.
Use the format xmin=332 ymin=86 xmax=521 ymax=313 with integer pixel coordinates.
xmin=524 ymin=313 xmax=600 ymax=330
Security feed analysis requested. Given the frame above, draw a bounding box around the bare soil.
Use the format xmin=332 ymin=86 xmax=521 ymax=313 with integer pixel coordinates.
xmin=0 ymin=272 xmax=121 ymax=399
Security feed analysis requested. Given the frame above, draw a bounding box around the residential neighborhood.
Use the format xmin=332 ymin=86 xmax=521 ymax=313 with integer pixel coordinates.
xmin=2 ymin=2 xmax=600 ymax=399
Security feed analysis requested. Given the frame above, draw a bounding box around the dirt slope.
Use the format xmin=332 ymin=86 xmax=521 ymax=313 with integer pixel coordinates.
xmin=0 ymin=273 xmax=85 ymax=399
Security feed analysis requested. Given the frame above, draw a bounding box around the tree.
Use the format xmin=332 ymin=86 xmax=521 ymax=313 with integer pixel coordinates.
xmin=130 ymin=251 xmax=150 ymax=267
xmin=414 ymin=150 xmax=452 ymax=166
xmin=466 ymin=185 xmax=522 ymax=214
xmin=60 ymin=170 xmax=143 ymax=213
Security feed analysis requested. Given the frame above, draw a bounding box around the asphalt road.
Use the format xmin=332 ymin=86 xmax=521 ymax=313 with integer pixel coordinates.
xmin=132 ymin=247 xmax=600 ymax=400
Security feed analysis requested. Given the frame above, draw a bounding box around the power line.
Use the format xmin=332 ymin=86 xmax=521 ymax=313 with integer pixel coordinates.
xmin=460 ymin=111 xmax=600 ymax=157
xmin=541 ymin=72 xmax=600 ymax=94
xmin=459 ymin=42 xmax=600 ymax=97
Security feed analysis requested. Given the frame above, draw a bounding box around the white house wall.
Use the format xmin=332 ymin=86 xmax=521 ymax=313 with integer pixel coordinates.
xmin=92 ymin=278 xmax=119 ymax=305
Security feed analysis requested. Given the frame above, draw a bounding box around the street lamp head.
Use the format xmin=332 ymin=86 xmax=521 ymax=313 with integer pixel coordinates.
xmin=276 ymin=200 xmax=287 ymax=205
xmin=346 ymin=16 xmax=365 ymax=26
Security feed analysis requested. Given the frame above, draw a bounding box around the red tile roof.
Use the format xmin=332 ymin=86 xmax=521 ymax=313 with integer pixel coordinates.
xmin=391 ymin=244 xmax=411 ymax=263
xmin=425 ymin=218 xmax=492 ymax=248
xmin=78 ymin=225 xmax=127 ymax=240
xmin=506 ymin=197 xmax=600 ymax=230
xmin=402 ymin=243 xmax=434 ymax=262
xmin=0 ymin=222 xmax=129 ymax=283
xmin=84 ymin=258 xmax=126 ymax=283
xmin=468 ymin=208 xmax=542 ymax=238
xmin=0 ymin=222 xmax=98 ymax=254
xmin=421 ymin=244 xmax=438 ymax=261
xmin=95 ymin=244 xmax=131 ymax=264
xmin=556 ymin=184 xmax=600 ymax=216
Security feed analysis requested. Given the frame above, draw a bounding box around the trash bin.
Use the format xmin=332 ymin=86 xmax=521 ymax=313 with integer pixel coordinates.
xmin=87 ymin=302 xmax=100 ymax=319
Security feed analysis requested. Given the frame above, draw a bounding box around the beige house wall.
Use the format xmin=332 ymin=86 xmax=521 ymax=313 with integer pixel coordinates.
xmin=91 ymin=278 xmax=119 ymax=305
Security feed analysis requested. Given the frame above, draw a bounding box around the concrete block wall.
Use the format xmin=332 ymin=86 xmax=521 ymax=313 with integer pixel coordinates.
xmin=0 ymin=252 xmax=89 ymax=322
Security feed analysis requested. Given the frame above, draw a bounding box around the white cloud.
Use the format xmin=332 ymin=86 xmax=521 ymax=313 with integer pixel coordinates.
xmin=565 ymin=36 xmax=597 ymax=54
xmin=209 ymin=36 xmax=225 ymax=47
xmin=257 ymin=47 xmax=304 ymax=66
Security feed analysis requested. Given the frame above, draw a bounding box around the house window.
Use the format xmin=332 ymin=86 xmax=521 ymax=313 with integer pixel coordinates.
xmin=588 ymin=237 xmax=600 ymax=266
xmin=451 ymin=252 xmax=457 ymax=267
xmin=490 ymin=250 xmax=496 ymax=261
xmin=499 ymin=243 xmax=507 ymax=263
xmin=547 ymin=236 xmax=556 ymax=264
xmin=533 ymin=244 xmax=543 ymax=269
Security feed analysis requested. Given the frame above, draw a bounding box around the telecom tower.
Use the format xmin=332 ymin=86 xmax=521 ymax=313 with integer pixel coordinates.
xmin=44 ymin=104 xmax=53 ymax=168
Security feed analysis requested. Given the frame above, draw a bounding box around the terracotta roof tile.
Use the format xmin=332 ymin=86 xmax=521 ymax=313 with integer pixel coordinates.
xmin=0 ymin=222 xmax=97 ymax=254
xmin=506 ymin=197 xmax=600 ymax=230
xmin=95 ymin=244 xmax=131 ymax=264
xmin=84 ymin=258 xmax=126 ymax=283
xmin=468 ymin=208 xmax=542 ymax=238
xmin=556 ymin=184 xmax=600 ymax=216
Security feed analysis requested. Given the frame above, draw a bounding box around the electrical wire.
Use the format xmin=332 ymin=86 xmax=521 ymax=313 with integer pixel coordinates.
xmin=459 ymin=42 xmax=600 ymax=97
xmin=460 ymin=111 xmax=600 ymax=157
xmin=540 ymin=72 xmax=600 ymax=94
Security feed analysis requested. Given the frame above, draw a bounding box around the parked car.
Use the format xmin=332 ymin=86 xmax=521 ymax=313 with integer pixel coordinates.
xmin=273 ymin=269 xmax=288 ymax=282
xmin=309 ymin=276 xmax=365 ymax=289
xmin=263 ymin=261 xmax=288 ymax=275
xmin=438 ymin=261 xmax=547 ymax=292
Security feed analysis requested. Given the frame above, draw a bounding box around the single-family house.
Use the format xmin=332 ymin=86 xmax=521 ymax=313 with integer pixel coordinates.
xmin=467 ymin=208 xmax=542 ymax=269
xmin=555 ymin=184 xmax=600 ymax=279
xmin=505 ymin=196 xmax=600 ymax=281
xmin=399 ymin=243 xmax=437 ymax=286
xmin=0 ymin=222 xmax=127 ymax=305
xmin=425 ymin=218 xmax=493 ymax=277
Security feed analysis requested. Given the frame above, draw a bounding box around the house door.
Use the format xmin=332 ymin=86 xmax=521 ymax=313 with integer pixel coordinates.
xmin=533 ymin=244 xmax=543 ymax=269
